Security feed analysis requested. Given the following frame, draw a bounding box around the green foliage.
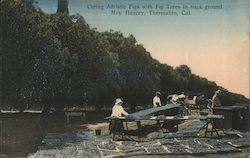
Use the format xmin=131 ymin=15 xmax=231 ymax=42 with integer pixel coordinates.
xmin=1 ymin=0 xmax=248 ymax=112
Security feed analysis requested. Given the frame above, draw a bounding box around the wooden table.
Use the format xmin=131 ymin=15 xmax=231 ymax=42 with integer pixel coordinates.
xmin=65 ymin=111 xmax=86 ymax=123
xmin=198 ymin=114 xmax=225 ymax=137
xmin=107 ymin=114 xmax=225 ymax=140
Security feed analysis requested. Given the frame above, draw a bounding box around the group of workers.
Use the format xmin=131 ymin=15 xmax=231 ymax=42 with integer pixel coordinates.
xmin=109 ymin=90 xmax=222 ymax=137
xmin=111 ymin=92 xmax=162 ymax=118
xmin=111 ymin=90 xmax=222 ymax=118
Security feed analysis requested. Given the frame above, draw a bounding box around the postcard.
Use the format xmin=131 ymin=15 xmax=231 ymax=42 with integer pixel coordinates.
xmin=1 ymin=0 xmax=249 ymax=157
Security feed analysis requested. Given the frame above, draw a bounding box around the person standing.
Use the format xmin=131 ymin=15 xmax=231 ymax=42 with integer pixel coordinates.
xmin=212 ymin=90 xmax=221 ymax=107
xmin=209 ymin=90 xmax=221 ymax=114
xmin=109 ymin=98 xmax=128 ymax=135
xmin=111 ymin=98 xmax=128 ymax=117
xmin=153 ymin=92 xmax=162 ymax=107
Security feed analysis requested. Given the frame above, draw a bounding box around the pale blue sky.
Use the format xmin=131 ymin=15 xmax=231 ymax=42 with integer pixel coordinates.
xmin=36 ymin=0 xmax=249 ymax=97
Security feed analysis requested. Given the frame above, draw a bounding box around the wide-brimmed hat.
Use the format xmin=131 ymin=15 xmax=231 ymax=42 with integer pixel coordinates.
xmin=115 ymin=98 xmax=123 ymax=105
xmin=215 ymin=90 xmax=221 ymax=94
xmin=156 ymin=92 xmax=161 ymax=95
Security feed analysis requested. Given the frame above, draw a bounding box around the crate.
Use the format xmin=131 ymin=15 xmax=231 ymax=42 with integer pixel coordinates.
xmin=213 ymin=106 xmax=247 ymax=130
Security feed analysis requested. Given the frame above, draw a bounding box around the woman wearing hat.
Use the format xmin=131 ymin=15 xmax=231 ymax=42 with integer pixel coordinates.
xmin=212 ymin=90 xmax=221 ymax=107
xmin=210 ymin=90 xmax=222 ymax=114
xmin=153 ymin=92 xmax=162 ymax=107
xmin=111 ymin=98 xmax=128 ymax=117
xmin=109 ymin=98 xmax=128 ymax=137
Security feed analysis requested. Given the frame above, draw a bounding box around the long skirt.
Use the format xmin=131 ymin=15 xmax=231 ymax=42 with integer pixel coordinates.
xmin=109 ymin=119 xmax=124 ymax=134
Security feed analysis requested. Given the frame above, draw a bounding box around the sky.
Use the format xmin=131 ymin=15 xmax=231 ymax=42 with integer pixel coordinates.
xmin=36 ymin=0 xmax=250 ymax=98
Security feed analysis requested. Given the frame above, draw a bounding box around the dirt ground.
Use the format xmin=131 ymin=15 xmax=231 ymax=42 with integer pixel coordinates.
xmin=0 ymin=111 xmax=107 ymax=158
xmin=0 ymin=112 xmax=250 ymax=158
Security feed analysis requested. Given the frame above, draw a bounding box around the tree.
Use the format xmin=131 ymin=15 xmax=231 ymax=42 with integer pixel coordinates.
xmin=174 ymin=65 xmax=192 ymax=91
xmin=1 ymin=0 xmax=248 ymax=113
xmin=57 ymin=0 xmax=69 ymax=14
xmin=1 ymin=0 xmax=76 ymax=112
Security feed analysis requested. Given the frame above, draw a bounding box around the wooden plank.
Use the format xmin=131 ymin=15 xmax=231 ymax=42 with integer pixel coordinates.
xmin=126 ymin=104 xmax=181 ymax=120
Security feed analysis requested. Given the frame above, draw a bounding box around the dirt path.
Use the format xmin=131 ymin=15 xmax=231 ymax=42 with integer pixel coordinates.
xmin=87 ymin=122 xmax=109 ymax=131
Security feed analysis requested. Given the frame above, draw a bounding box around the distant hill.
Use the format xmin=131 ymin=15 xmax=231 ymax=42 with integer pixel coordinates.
xmin=1 ymin=0 xmax=249 ymax=112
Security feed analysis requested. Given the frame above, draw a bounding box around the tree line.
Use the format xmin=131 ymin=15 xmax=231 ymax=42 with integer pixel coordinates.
xmin=1 ymin=0 xmax=248 ymax=113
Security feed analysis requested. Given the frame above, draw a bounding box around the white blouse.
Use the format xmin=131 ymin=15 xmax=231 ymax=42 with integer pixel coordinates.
xmin=111 ymin=104 xmax=128 ymax=117
xmin=153 ymin=96 xmax=161 ymax=107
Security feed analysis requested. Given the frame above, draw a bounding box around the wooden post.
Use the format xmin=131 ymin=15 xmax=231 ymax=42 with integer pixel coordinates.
xmin=67 ymin=114 xmax=69 ymax=123
xmin=82 ymin=112 xmax=86 ymax=122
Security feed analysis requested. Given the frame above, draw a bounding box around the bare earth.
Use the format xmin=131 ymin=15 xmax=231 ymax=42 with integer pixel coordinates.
xmin=0 ymin=111 xmax=105 ymax=158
